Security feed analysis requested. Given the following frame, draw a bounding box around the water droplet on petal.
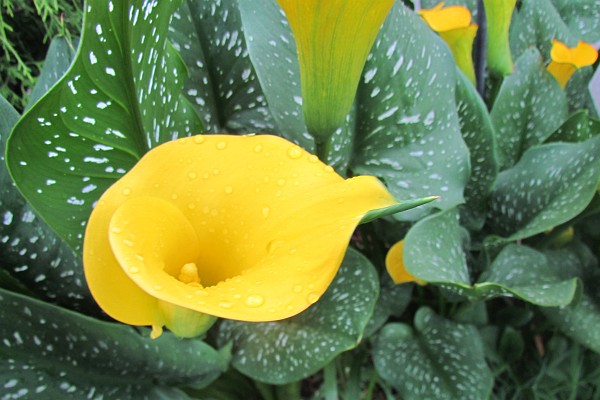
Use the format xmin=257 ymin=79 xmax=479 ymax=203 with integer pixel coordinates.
xmin=245 ymin=294 xmax=264 ymax=308
xmin=219 ymin=301 xmax=233 ymax=309
xmin=307 ymin=293 xmax=319 ymax=304
xmin=277 ymin=178 xmax=286 ymax=186
xmin=128 ymin=266 xmax=140 ymax=274
xmin=122 ymin=188 xmax=131 ymax=196
xmin=188 ymin=172 xmax=197 ymax=180
xmin=287 ymin=147 xmax=302 ymax=159
xmin=262 ymin=207 xmax=270 ymax=217
xmin=324 ymin=165 xmax=334 ymax=172
xmin=188 ymin=202 xmax=196 ymax=210
xmin=154 ymin=285 xmax=163 ymax=291
xmin=193 ymin=135 xmax=205 ymax=144
xmin=216 ymin=141 xmax=227 ymax=150
xmin=213 ymin=168 xmax=220 ymax=175
xmin=224 ymin=186 xmax=233 ymax=194
xmin=254 ymin=145 xmax=263 ymax=153
xmin=110 ymin=227 xmax=121 ymax=234
xmin=308 ymin=155 xmax=319 ymax=163
xmin=171 ymin=193 xmax=179 ymax=200
xmin=293 ymin=284 xmax=303 ymax=293
xmin=233 ymin=293 xmax=241 ymax=300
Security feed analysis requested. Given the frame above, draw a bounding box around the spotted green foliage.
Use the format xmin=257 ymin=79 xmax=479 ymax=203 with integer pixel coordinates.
xmin=236 ymin=0 xmax=355 ymax=172
xmin=351 ymin=3 xmax=470 ymax=220
xmin=488 ymin=136 xmax=600 ymax=240
xmin=550 ymin=0 xmax=600 ymax=43
xmin=455 ymin=70 xmax=499 ymax=230
xmin=364 ymin=272 xmax=413 ymax=337
xmin=0 ymin=96 xmax=96 ymax=312
xmin=217 ymin=247 xmax=378 ymax=385
xmin=169 ymin=0 xmax=277 ymax=134
xmin=6 ymin=0 xmax=203 ymax=253
xmin=0 ymin=288 xmax=227 ymax=399
xmin=373 ymin=307 xmax=493 ymax=400
xmin=541 ymin=243 xmax=600 ymax=352
xmin=490 ymin=48 xmax=568 ymax=168
xmin=547 ymin=110 xmax=600 ymax=143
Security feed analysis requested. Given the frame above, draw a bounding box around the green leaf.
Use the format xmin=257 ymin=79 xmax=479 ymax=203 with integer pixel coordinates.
xmin=6 ymin=0 xmax=203 ymax=252
xmin=364 ymin=272 xmax=413 ymax=337
xmin=488 ymin=136 xmax=600 ymax=240
xmin=351 ymin=3 xmax=470 ymax=219
xmin=217 ymin=247 xmax=379 ymax=385
xmin=550 ymin=0 xmax=600 ymax=43
xmin=455 ymin=70 xmax=499 ymax=230
xmin=510 ymin=0 xmax=579 ymax=61
xmin=373 ymin=307 xmax=493 ymax=400
xmin=490 ymin=48 xmax=568 ymax=168
xmin=0 ymin=96 xmax=96 ymax=312
xmin=236 ymin=0 xmax=355 ymax=171
xmin=547 ymin=110 xmax=600 ymax=143
xmin=403 ymin=208 xmax=470 ymax=285
xmin=540 ymin=243 xmax=600 ymax=352
xmin=168 ymin=0 xmax=277 ymax=134
xmin=0 ymin=288 xmax=227 ymax=399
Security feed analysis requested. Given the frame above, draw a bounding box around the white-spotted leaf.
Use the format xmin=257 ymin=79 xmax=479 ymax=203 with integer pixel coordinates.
xmin=373 ymin=307 xmax=493 ymax=400
xmin=351 ymin=3 xmax=470 ymax=219
xmin=217 ymin=247 xmax=378 ymax=385
xmin=6 ymin=0 xmax=203 ymax=252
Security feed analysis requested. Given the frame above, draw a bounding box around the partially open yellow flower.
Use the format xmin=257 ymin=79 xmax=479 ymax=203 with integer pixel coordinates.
xmin=276 ymin=0 xmax=394 ymax=142
xmin=483 ymin=0 xmax=516 ymax=76
xmin=385 ymin=240 xmax=426 ymax=285
xmin=547 ymin=40 xmax=598 ymax=88
xmin=419 ymin=2 xmax=478 ymax=85
xmin=83 ymin=134 xmax=396 ymax=338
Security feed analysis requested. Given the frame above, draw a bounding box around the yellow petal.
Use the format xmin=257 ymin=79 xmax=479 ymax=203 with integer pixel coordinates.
xmin=418 ymin=2 xmax=472 ymax=32
xmin=439 ymin=24 xmax=478 ymax=85
xmin=385 ymin=240 xmax=426 ymax=285
xmin=548 ymin=40 xmax=598 ymax=88
xmin=84 ymin=135 xmax=397 ymax=326
xmin=277 ymin=0 xmax=394 ymax=141
xmin=483 ymin=0 xmax=516 ymax=76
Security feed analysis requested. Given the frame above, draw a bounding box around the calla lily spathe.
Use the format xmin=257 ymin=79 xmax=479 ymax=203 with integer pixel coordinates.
xmin=547 ymin=40 xmax=598 ymax=88
xmin=483 ymin=0 xmax=516 ymax=76
xmin=83 ymin=134 xmax=396 ymax=338
xmin=385 ymin=240 xmax=426 ymax=285
xmin=276 ymin=0 xmax=394 ymax=142
xmin=419 ymin=2 xmax=478 ymax=85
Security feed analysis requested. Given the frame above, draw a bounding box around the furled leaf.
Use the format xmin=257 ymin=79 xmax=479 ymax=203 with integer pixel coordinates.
xmin=0 ymin=96 xmax=96 ymax=312
xmin=169 ymin=0 xmax=277 ymax=134
xmin=236 ymin=0 xmax=355 ymax=171
xmin=6 ymin=0 xmax=203 ymax=252
xmin=218 ymin=247 xmax=379 ymax=385
xmin=373 ymin=307 xmax=493 ymax=400
xmin=351 ymin=3 xmax=470 ymax=220
xmin=0 ymin=288 xmax=228 ymax=399
xmin=490 ymin=48 xmax=568 ymax=168
xmin=541 ymin=243 xmax=600 ymax=353
xmin=488 ymin=136 xmax=600 ymax=240
xmin=455 ymin=69 xmax=499 ymax=230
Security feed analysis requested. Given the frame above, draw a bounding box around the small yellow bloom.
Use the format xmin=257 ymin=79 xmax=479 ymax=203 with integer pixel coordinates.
xmin=483 ymin=0 xmax=516 ymax=76
xmin=385 ymin=240 xmax=426 ymax=285
xmin=83 ymin=134 xmax=396 ymax=338
xmin=276 ymin=0 xmax=394 ymax=142
xmin=547 ymin=40 xmax=598 ymax=88
xmin=419 ymin=2 xmax=478 ymax=85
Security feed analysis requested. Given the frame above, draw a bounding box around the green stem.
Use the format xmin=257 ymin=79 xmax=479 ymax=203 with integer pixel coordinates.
xmin=315 ymin=139 xmax=330 ymax=165
xmin=323 ymin=361 xmax=338 ymax=400
xmin=274 ymin=381 xmax=302 ymax=400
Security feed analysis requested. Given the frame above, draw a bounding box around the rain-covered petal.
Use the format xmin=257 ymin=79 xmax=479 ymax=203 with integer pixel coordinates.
xmin=419 ymin=3 xmax=477 ymax=84
xmin=276 ymin=0 xmax=394 ymax=142
xmin=385 ymin=240 xmax=426 ymax=285
xmin=483 ymin=0 xmax=516 ymax=76
xmin=84 ymin=134 xmax=397 ymax=335
xmin=547 ymin=40 xmax=598 ymax=88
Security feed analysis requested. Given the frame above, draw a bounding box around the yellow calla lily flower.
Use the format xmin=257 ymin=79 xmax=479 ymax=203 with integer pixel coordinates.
xmin=385 ymin=240 xmax=426 ymax=285
xmin=419 ymin=2 xmax=478 ymax=85
xmin=483 ymin=0 xmax=516 ymax=76
xmin=276 ymin=0 xmax=394 ymax=142
xmin=547 ymin=39 xmax=598 ymax=88
xmin=83 ymin=134 xmax=396 ymax=338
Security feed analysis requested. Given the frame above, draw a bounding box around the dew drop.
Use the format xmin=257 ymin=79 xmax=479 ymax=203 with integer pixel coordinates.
xmin=129 ymin=266 xmax=140 ymax=274
xmin=277 ymin=178 xmax=286 ymax=187
xmin=267 ymin=239 xmax=285 ymax=253
xmin=233 ymin=294 xmax=242 ymax=300
xmin=307 ymin=293 xmax=319 ymax=304
xmin=293 ymin=284 xmax=303 ymax=293
xmin=203 ymin=172 xmax=210 ymax=179
xmin=110 ymin=227 xmax=121 ymax=234
xmin=262 ymin=207 xmax=270 ymax=217
xmin=154 ymin=285 xmax=163 ymax=291
xmin=308 ymin=155 xmax=319 ymax=163
xmin=245 ymin=294 xmax=264 ymax=308
xmin=219 ymin=301 xmax=233 ymax=309
xmin=213 ymin=168 xmax=220 ymax=175
xmin=188 ymin=172 xmax=197 ymax=180
xmin=224 ymin=186 xmax=233 ymax=194
xmin=188 ymin=202 xmax=196 ymax=210
xmin=254 ymin=145 xmax=263 ymax=153
xmin=216 ymin=141 xmax=227 ymax=150
xmin=171 ymin=193 xmax=179 ymax=200
xmin=287 ymin=147 xmax=302 ymax=159
xmin=122 ymin=188 xmax=131 ymax=196
xmin=193 ymin=135 xmax=205 ymax=144
xmin=324 ymin=165 xmax=334 ymax=172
